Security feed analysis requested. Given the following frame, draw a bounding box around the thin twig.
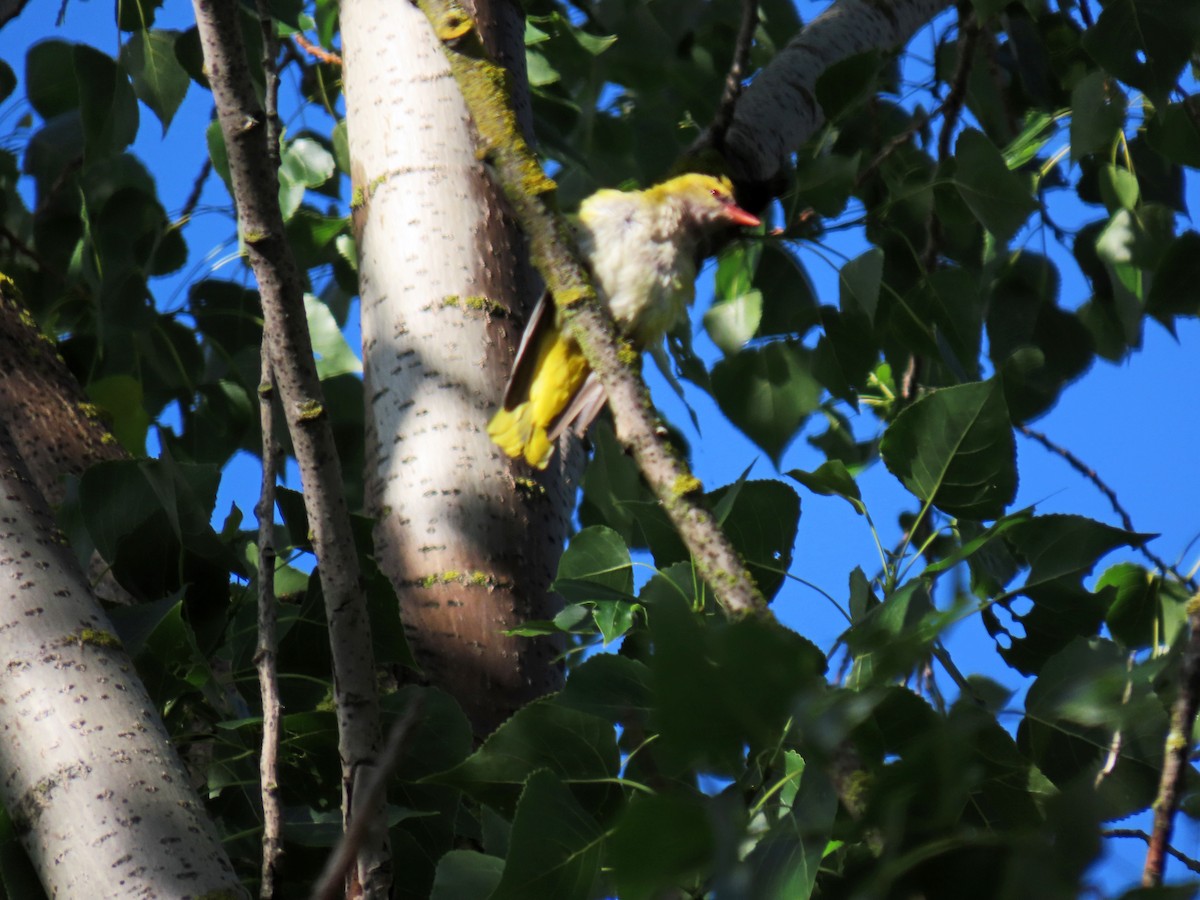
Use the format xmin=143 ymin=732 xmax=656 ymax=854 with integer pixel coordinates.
xmin=255 ymin=358 xmax=284 ymax=899
xmin=253 ymin=7 xmax=285 ymax=894
xmin=1144 ymin=598 xmax=1200 ymax=886
xmin=1106 ymin=829 xmax=1200 ymax=875
xmin=310 ymin=699 xmax=424 ymax=900
xmin=176 ymin=156 xmax=214 ymax=227
xmin=711 ymin=0 xmax=759 ymax=137
xmin=1019 ymin=424 xmax=1198 ymax=591
xmin=293 ymin=32 xmax=343 ymax=66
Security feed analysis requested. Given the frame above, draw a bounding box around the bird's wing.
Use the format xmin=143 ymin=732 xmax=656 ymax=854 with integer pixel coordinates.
xmin=547 ymin=371 xmax=607 ymax=443
xmin=501 ymin=291 xmax=556 ymax=411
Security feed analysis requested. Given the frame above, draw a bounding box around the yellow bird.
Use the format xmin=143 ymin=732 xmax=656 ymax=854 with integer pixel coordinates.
xmin=488 ymin=173 xmax=761 ymax=469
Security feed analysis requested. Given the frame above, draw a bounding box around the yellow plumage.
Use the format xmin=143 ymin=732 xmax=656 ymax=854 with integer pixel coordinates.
xmin=488 ymin=174 xmax=760 ymax=469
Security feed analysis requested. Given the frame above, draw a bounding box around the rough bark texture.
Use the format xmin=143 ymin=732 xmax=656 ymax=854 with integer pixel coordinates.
xmin=722 ymin=0 xmax=954 ymax=184
xmin=0 ymin=281 xmax=125 ymax=507
xmin=343 ymin=0 xmax=570 ymax=735
xmin=188 ymin=0 xmax=389 ymax=892
xmin=0 ymin=420 xmax=245 ymax=899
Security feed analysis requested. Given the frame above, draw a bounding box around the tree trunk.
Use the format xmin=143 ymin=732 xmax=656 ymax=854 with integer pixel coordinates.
xmin=342 ymin=0 xmax=575 ymax=736
xmin=0 ymin=419 xmax=245 ymax=899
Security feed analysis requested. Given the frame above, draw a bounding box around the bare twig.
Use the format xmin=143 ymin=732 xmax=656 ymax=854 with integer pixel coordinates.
xmin=177 ymin=156 xmax=214 ymax=227
xmin=310 ymin=699 xmax=424 ymax=900
xmin=1106 ymin=829 xmax=1200 ymax=876
xmin=415 ymin=0 xmax=767 ymax=617
xmin=1144 ymin=597 xmax=1200 ymax=887
xmin=293 ymin=32 xmax=343 ymax=66
xmin=253 ymin=13 xmax=284 ymax=893
xmin=255 ymin=358 xmax=284 ymax=899
xmin=1019 ymin=424 xmax=1198 ymax=591
xmin=189 ymin=0 xmax=389 ymax=893
xmin=711 ymin=0 xmax=759 ymax=137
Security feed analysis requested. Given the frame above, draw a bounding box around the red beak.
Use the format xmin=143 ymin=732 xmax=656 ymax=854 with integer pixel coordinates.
xmin=723 ymin=202 xmax=761 ymax=228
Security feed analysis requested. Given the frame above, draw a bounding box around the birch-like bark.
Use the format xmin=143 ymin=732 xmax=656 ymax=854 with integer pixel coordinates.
xmin=0 ymin=420 xmax=245 ymax=899
xmin=721 ymin=0 xmax=953 ymax=183
xmin=189 ymin=0 xmax=388 ymax=892
xmin=342 ymin=0 xmax=570 ymax=735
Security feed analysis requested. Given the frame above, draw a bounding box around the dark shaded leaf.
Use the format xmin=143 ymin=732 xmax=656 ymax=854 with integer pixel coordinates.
xmin=880 ymin=379 xmax=1016 ymax=520
xmin=491 ymin=770 xmax=602 ymax=900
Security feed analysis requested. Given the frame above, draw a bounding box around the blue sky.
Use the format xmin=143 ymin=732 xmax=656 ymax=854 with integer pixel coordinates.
xmin=4 ymin=0 xmax=1200 ymax=891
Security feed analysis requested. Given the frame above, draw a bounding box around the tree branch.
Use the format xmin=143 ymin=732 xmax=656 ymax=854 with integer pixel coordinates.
xmin=189 ymin=0 xmax=390 ymax=894
xmin=720 ymin=0 xmax=953 ymax=186
xmin=1144 ymin=596 xmax=1200 ymax=887
xmin=710 ymin=0 xmax=760 ymax=138
xmin=413 ymin=0 xmax=768 ymax=617
xmin=255 ymin=356 xmax=284 ymax=899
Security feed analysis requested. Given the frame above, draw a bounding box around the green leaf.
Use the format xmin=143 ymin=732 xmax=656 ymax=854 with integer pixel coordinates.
xmin=1095 ymin=205 xmax=1176 ymax=271
xmin=813 ymin=307 xmax=876 ymax=403
xmin=786 ymin=460 xmax=864 ymax=515
xmin=715 ymin=238 xmax=760 ymax=301
xmin=880 ymin=379 xmax=1016 ymax=519
xmin=839 ymin=248 xmax=883 ymax=324
xmin=428 ymin=700 xmax=619 ymax=813
xmin=1097 ymin=164 xmax=1139 ymax=213
xmin=608 ymin=792 xmax=714 ymax=900
xmin=120 ymin=30 xmax=189 ymax=133
xmin=703 ymin=289 xmax=762 ymax=355
xmin=26 ymin=41 xmax=79 ymax=118
xmin=0 ymin=60 xmax=16 ymax=105
xmin=205 ymin=119 xmax=232 ymax=196
xmin=953 ymin=129 xmax=1036 ymax=243
xmin=1002 ymin=111 xmax=1055 ymax=170
xmin=74 ymin=44 xmax=139 ymax=159
xmin=711 ymin=341 xmax=821 ymax=466
xmin=1148 ymin=231 xmax=1200 ymax=322
xmin=651 ymin=592 xmax=825 ymax=775
xmin=86 ymin=374 xmax=149 ymax=453
xmin=845 ymin=579 xmax=956 ymax=686
xmin=430 ymin=851 xmax=504 ymax=900
xmin=554 ymin=525 xmax=634 ymax=598
xmin=1100 ymin=563 xmax=1188 ymax=650
xmin=304 ymin=293 xmax=362 ymax=379
xmin=793 ymin=152 xmax=859 ymax=218
xmin=279 ymin=138 xmax=335 ymax=220
xmin=490 ymin=770 xmax=603 ymax=900
xmin=1081 ymin=0 xmax=1199 ymax=105
xmin=557 ymin=654 xmax=653 ymax=726
xmin=706 ymin=479 xmax=801 ymax=600
xmin=754 ymin=245 xmax=820 ymax=339
xmin=742 ymin=754 xmax=837 ymax=900
xmin=1069 ymin=71 xmax=1124 ymax=162
xmin=1146 ymin=103 xmax=1200 ymax=168
xmin=1007 ymin=515 xmax=1149 ymax=593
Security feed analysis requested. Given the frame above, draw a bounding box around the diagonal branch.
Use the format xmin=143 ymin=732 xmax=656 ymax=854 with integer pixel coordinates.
xmin=413 ymin=0 xmax=768 ymax=617
xmin=188 ymin=0 xmax=389 ymax=894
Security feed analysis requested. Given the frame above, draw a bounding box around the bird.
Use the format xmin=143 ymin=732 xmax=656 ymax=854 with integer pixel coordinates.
xmin=487 ymin=173 xmax=761 ymax=469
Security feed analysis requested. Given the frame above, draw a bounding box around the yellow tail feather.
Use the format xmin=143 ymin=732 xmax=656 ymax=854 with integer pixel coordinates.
xmin=488 ymin=329 xmax=590 ymax=469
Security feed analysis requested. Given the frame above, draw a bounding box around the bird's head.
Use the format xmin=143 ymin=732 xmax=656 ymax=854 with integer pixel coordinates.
xmin=649 ymin=174 xmax=762 ymax=231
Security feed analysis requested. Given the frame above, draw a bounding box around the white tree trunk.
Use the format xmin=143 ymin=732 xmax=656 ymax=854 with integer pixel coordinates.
xmin=0 ymin=423 xmax=244 ymax=899
xmin=342 ymin=0 xmax=573 ymax=733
